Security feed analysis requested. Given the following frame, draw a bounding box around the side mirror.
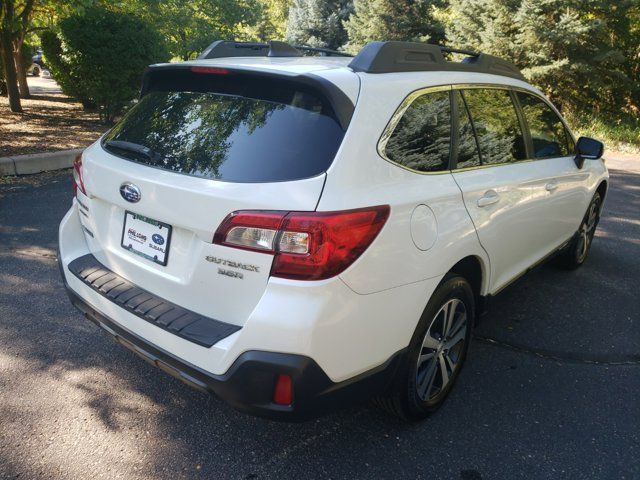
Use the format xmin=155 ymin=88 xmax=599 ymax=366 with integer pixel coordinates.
xmin=574 ymin=136 xmax=604 ymax=169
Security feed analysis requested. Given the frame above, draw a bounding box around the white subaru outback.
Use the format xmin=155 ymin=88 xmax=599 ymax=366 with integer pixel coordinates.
xmin=58 ymin=41 xmax=608 ymax=421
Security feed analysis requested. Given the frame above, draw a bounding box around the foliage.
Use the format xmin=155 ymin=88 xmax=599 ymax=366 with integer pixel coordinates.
xmin=286 ymin=0 xmax=352 ymax=49
xmin=569 ymin=114 xmax=640 ymax=152
xmin=344 ymin=0 xmax=445 ymax=52
xmin=109 ymin=0 xmax=261 ymax=60
xmin=243 ymin=0 xmax=291 ymax=41
xmin=445 ymin=0 xmax=640 ymax=121
xmin=42 ymin=7 xmax=169 ymax=123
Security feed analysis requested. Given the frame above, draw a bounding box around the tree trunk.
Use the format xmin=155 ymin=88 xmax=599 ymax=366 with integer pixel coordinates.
xmin=13 ymin=38 xmax=30 ymax=99
xmin=0 ymin=30 xmax=22 ymax=112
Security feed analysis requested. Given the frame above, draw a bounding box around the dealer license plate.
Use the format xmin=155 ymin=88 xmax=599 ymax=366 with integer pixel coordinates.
xmin=121 ymin=211 xmax=172 ymax=266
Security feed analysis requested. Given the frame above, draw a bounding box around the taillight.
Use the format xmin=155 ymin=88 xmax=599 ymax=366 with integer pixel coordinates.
xmin=213 ymin=206 xmax=390 ymax=280
xmin=213 ymin=211 xmax=286 ymax=253
xmin=72 ymin=153 xmax=86 ymax=196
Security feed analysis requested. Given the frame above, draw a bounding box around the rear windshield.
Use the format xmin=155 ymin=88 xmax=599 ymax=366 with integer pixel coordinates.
xmin=102 ymin=71 xmax=345 ymax=183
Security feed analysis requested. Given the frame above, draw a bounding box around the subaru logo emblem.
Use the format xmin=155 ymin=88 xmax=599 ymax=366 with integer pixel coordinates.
xmin=120 ymin=182 xmax=141 ymax=203
xmin=152 ymin=233 xmax=165 ymax=245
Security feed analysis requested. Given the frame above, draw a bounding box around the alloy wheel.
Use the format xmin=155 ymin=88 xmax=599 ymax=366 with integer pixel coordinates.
xmin=576 ymin=199 xmax=599 ymax=262
xmin=415 ymin=298 xmax=468 ymax=402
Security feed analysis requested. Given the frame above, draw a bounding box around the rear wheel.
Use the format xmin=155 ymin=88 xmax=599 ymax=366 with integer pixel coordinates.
xmin=556 ymin=192 xmax=601 ymax=269
xmin=378 ymin=275 xmax=474 ymax=420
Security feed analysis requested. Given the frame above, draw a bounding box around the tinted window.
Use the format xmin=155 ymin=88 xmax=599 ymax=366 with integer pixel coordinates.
xmin=517 ymin=92 xmax=570 ymax=158
xmin=384 ymin=91 xmax=451 ymax=172
xmin=462 ymin=89 xmax=526 ymax=165
xmin=455 ymin=91 xmax=481 ymax=169
xmin=103 ymin=75 xmax=344 ymax=183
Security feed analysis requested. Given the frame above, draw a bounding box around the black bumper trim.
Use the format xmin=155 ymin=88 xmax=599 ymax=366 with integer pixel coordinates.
xmin=67 ymin=254 xmax=241 ymax=348
xmin=60 ymin=256 xmax=405 ymax=420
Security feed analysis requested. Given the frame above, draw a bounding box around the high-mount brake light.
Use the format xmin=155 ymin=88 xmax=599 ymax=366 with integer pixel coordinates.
xmin=190 ymin=66 xmax=230 ymax=75
xmin=213 ymin=206 xmax=390 ymax=280
xmin=72 ymin=153 xmax=86 ymax=196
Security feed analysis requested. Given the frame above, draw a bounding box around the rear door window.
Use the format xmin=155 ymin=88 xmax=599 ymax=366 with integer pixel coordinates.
xmin=461 ymin=88 xmax=526 ymax=166
xmin=102 ymin=72 xmax=345 ymax=183
xmin=517 ymin=92 xmax=571 ymax=158
xmin=383 ymin=91 xmax=451 ymax=172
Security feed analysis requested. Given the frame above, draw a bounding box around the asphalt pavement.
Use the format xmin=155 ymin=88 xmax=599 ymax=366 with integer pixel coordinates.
xmin=0 ymin=166 xmax=638 ymax=479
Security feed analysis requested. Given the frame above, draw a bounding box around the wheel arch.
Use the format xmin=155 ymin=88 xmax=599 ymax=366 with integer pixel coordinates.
xmin=446 ymin=255 xmax=488 ymax=321
xmin=596 ymin=180 xmax=608 ymax=206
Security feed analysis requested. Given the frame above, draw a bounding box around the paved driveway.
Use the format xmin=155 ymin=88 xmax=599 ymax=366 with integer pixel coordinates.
xmin=0 ymin=165 xmax=638 ymax=479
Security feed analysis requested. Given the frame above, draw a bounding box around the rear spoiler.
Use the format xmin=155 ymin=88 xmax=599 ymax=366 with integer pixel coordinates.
xmin=140 ymin=63 xmax=355 ymax=131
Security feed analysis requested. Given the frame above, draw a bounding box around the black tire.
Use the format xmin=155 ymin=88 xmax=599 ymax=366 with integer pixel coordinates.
xmin=555 ymin=192 xmax=602 ymax=270
xmin=377 ymin=274 xmax=474 ymax=420
xmin=32 ymin=66 xmax=40 ymax=77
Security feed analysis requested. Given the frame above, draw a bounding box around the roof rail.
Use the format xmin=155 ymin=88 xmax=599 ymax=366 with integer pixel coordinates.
xmin=199 ymin=40 xmax=352 ymax=60
xmin=295 ymin=45 xmax=353 ymax=57
xmin=348 ymin=41 xmax=525 ymax=81
xmin=199 ymin=40 xmax=299 ymax=59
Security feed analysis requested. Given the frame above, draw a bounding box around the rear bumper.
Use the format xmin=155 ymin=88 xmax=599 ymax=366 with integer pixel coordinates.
xmin=59 ymin=256 xmax=404 ymax=421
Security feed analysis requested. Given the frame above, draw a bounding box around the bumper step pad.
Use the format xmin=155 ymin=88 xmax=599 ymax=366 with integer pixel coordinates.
xmin=67 ymin=254 xmax=241 ymax=347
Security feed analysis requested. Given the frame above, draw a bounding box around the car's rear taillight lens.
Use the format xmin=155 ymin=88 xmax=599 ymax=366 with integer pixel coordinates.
xmin=213 ymin=206 xmax=390 ymax=280
xmin=72 ymin=153 xmax=86 ymax=196
xmin=213 ymin=211 xmax=286 ymax=253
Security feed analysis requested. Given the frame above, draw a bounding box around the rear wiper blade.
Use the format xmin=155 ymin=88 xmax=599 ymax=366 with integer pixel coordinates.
xmin=104 ymin=140 xmax=157 ymax=161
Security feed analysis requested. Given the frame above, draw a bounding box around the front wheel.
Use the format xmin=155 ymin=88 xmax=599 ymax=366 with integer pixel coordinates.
xmin=377 ymin=275 xmax=474 ymax=420
xmin=556 ymin=192 xmax=602 ymax=269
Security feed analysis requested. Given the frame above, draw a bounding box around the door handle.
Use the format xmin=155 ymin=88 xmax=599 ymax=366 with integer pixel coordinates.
xmin=545 ymin=181 xmax=559 ymax=192
xmin=477 ymin=190 xmax=500 ymax=208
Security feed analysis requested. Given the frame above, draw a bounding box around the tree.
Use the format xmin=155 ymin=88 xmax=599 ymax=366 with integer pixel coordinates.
xmin=0 ymin=0 xmax=35 ymax=112
xmin=42 ymin=7 xmax=169 ymax=123
xmin=286 ymin=0 xmax=353 ymax=49
xmin=344 ymin=0 xmax=445 ymax=53
xmin=445 ymin=0 xmax=640 ymax=119
xmin=243 ymin=0 xmax=290 ymax=41
xmin=112 ymin=0 xmax=261 ymax=60
xmin=1 ymin=0 xmax=86 ymax=112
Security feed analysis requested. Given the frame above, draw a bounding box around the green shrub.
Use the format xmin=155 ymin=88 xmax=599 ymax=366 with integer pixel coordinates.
xmin=41 ymin=8 xmax=169 ymax=123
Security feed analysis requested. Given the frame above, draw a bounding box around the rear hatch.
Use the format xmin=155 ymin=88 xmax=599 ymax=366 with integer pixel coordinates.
xmin=76 ymin=66 xmax=352 ymax=326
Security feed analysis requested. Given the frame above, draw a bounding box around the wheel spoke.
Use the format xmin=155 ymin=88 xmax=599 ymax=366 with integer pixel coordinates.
xmin=438 ymin=352 xmax=450 ymax=388
xmin=443 ymin=299 xmax=459 ymax=337
xmin=417 ymin=357 xmax=438 ymax=400
xmin=587 ymin=204 xmax=598 ymax=231
xmin=445 ymin=324 xmax=466 ymax=350
xmin=448 ymin=311 xmax=466 ymax=339
xmin=417 ymin=350 xmax=435 ymax=367
xmin=444 ymin=351 xmax=457 ymax=372
xmin=421 ymin=334 xmax=440 ymax=350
